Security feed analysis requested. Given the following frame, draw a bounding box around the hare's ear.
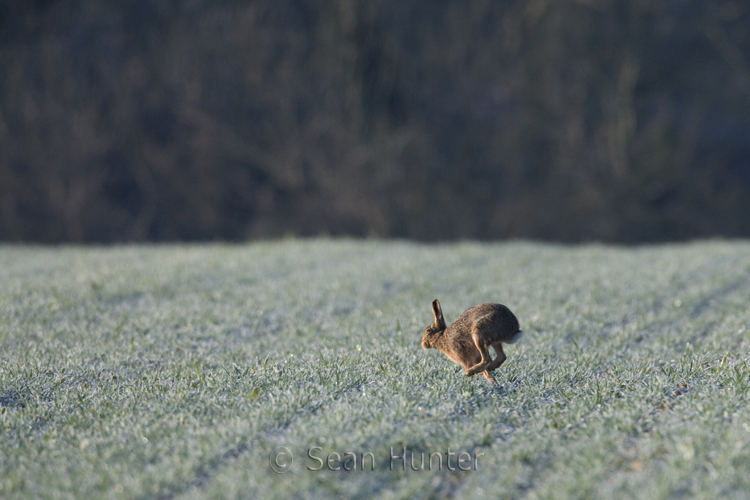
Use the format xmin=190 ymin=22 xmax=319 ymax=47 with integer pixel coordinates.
xmin=431 ymin=299 xmax=445 ymax=327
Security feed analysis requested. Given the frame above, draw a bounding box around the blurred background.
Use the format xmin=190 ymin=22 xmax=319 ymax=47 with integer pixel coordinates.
xmin=1 ymin=0 xmax=749 ymax=243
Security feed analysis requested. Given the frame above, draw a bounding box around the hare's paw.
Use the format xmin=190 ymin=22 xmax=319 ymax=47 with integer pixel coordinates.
xmin=466 ymin=364 xmax=486 ymax=376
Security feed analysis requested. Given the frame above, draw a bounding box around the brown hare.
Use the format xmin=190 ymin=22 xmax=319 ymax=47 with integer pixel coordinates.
xmin=421 ymin=299 xmax=522 ymax=383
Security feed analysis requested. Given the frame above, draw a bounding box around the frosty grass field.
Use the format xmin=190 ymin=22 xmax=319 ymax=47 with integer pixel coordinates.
xmin=1 ymin=239 xmax=750 ymax=499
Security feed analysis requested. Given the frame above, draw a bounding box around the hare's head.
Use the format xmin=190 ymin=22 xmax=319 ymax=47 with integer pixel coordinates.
xmin=422 ymin=299 xmax=447 ymax=349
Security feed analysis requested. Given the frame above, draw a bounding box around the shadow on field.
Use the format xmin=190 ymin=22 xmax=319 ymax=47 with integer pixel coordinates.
xmin=0 ymin=390 xmax=26 ymax=409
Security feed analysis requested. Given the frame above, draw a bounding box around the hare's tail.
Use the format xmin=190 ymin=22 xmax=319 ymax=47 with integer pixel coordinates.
xmin=506 ymin=330 xmax=524 ymax=344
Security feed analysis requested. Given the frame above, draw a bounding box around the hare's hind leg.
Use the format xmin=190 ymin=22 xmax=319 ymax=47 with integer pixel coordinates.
xmin=468 ymin=341 xmax=507 ymax=377
xmin=466 ymin=331 xmax=493 ymax=376
xmin=482 ymin=370 xmax=497 ymax=383
xmin=484 ymin=343 xmax=507 ymax=373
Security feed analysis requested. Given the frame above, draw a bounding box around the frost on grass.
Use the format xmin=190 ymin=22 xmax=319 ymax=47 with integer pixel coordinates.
xmin=1 ymin=240 xmax=750 ymax=499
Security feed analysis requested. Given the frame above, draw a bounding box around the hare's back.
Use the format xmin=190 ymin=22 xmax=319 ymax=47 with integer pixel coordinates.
xmin=460 ymin=303 xmax=520 ymax=340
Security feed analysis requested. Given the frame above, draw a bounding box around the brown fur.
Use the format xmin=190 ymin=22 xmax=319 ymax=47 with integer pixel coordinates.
xmin=421 ymin=299 xmax=522 ymax=384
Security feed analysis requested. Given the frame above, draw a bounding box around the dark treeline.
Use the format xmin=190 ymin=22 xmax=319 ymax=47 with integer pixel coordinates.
xmin=1 ymin=0 xmax=749 ymax=243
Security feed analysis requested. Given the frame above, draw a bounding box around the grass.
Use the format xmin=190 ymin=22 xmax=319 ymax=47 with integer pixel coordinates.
xmin=1 ymin=239 xmax=749 ymax=499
